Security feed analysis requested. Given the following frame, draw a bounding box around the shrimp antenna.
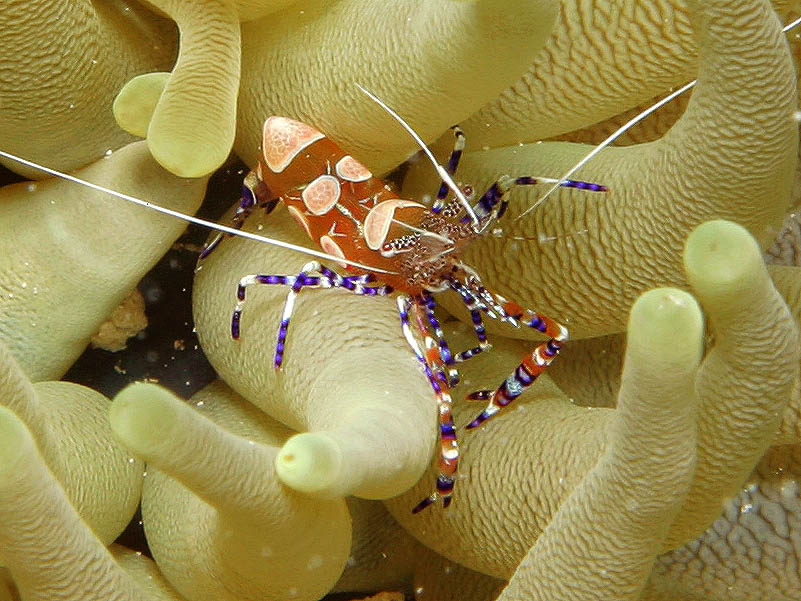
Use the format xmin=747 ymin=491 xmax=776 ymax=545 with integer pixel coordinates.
xmin=356 ymin=84 xmax=481 ymax=228
xmin=0 ymin=148 xmax=397 ymax=275
xmin=516 ymin=13 xmax=801 ymax=222
xmin=515 ymin=82 xmax=694 ymax=221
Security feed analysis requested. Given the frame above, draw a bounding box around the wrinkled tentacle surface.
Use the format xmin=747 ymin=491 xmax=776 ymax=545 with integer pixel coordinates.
xmin=0 ymin=0 xmax=176 ymax=177
xmin=403 ymin=0 xmax=798 ymax=340
xmin=0 ymin=142 xmax=207 ymax=381
xmin=0 ymin=0 xmax=798 ymax=598
xmin=193 ymin=205 xmax=437 ymax=501
xmin=110 ymin=380 xmax=352 ymax=601
xmin=384 ymin=221 xmax=799 ymax=587
xmin=236 ymin=0 xmax=560 ymax=174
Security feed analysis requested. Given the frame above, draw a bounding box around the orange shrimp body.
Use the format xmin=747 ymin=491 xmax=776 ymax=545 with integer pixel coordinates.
xmin=253 ymin=116 xmax=474 ymax=294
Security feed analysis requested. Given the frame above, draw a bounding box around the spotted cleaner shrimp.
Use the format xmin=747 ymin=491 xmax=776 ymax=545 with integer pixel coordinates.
xmin=195 ymin=87 xmax=607 ymax=512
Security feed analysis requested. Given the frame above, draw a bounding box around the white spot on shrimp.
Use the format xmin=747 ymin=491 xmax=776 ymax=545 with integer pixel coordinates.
xmin=302 ymin=175 xmax=341 ymax=215
xmin=262 ymin=116 xmax=324 ymax=173
xmin=363 ymin=199 xmax=425 ymax=250
xmin=319 ymin=235 xmax=347 ymax=268
xmin=335 ymin=155 xmax=372 ymax=182
xmin=288 ymin=206 xmax=312 ymax=237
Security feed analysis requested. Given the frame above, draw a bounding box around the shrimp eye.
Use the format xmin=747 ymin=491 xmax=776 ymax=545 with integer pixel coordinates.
xmin=462 ymin=184 xmax=474 ymax=198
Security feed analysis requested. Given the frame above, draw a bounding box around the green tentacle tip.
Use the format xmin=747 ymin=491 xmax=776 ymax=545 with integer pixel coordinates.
xmin=113 ymin=72 xmax=170 ymax=138
xmin=147 ymin=131 xmax=230 ymax=179
xmin=628 ymin=287 xmax=704 ymax=365
xmin=275 ymin=432 xmax=343 ymax=496
xmin=683 ymin=219 xmax=763 ymax=295
xmin=109 ymin=382 xmax=181 ymax=456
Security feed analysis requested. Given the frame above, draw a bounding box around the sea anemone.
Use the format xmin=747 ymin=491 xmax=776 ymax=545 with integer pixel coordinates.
xmin=0 ymin=0 xmax=799 ymax=599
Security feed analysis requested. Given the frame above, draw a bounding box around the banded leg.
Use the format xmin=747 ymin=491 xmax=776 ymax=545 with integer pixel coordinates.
xmin=396 ymin=296 xmax=459 ymax=513
xmin=471 ymin=174 xmax=608 ymax=229
xmin=200 ymin=171 xmax=278 ymax=259
xmin=419 ymin=286 xmax=498 ymax=385
xmin=397 ymin=295 xmax=444 ymax=386
xmin=433 ymin=126 xmax=466 ymax=212
xmin=465 ymin=295 xmax=568 ymax=429
xmin=419 ymin=293 xmax=459 ymax=385
xmin=445 ymin=278 xmax=493 ymax=364
xmin=232 ymin=261 xmax=391 ymax=368
xmin=454 ymin=265 xmax=521 ymax=327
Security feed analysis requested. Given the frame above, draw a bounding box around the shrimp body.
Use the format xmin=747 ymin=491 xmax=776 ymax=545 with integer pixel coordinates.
xmin=251 ymin=116 xmax=476 ymax=295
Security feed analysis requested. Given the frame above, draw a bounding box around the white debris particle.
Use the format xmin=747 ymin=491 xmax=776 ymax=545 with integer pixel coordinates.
xmin=306 ymin=554 xmax=323 ymax=570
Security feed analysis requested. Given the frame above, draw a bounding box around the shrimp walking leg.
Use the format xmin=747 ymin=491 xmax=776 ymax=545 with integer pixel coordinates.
xmin=396 ymin=295 xmax=459 ymax=513
xmin=464 ymin=288 xmax=569 ymax=429
xmin=232 ymin=261 xmax=391 ymax=368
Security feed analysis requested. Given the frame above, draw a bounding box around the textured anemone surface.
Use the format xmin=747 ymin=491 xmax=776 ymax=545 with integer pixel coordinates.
xmin=0 ymin=0 xmax=799 ymax=599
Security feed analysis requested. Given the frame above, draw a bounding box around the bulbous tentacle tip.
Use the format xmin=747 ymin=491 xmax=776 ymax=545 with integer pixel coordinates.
xmin=627 ymin=287 xmax=704 ymax=366
xmin=683 ymin=219 xmax=764 ymax=300
xmin=0 ymin=406 xmax=34 ymax=477
xmin=147 ymin=129 xmax=232 ymax=179
xmin=275 ymin=432 xmax=344 ymax=497
xmin=109 ymin=382 xmax=181 ymax=458
xmin=113 ymin=72 xmax=171 ymax=138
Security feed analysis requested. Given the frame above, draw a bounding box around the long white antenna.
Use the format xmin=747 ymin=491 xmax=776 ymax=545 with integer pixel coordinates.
xmin=515 ymin=81 xmax=694 ymax=220
xmin=516 ymin=14 xmax=801 ymax=221
xmin=0 ymin=148 xmax=397 ymax=274
xmin=356 ymin=84 xmax=481 ymax=228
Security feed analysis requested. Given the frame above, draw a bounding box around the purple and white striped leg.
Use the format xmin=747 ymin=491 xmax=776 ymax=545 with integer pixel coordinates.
xmin=420 ymin=293 xmax=459 ymax=385
xmin=232 ymin=261 xmax=391 ymax=368
xmin=463 ymin=287 xmax=569 ymax=430
xmin=432 ymin=126 xmax=466 ymax=212
xmin=470 ymin=174 xmax=608 ymax=228
xmin=397 ymin=295 xmax=440 ymax=382
xmin=397 ymin=295 xmax=459 ymax=512
xmin=445 ymin=278 xmax=493 ymax=363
